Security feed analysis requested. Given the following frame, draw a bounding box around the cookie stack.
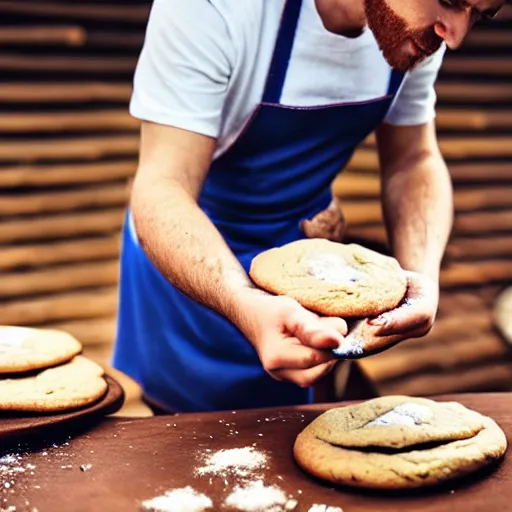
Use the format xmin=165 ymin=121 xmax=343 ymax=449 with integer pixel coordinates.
xmin=294 ymin=395 xmax=508 ymax=490
xmin=0 ymin=325 xmax=108 ymax=413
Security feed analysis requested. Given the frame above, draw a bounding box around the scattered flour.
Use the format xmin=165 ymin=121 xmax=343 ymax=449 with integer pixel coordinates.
xmin=141 ymin=486 xmax=212 ymax=512
xmin=308 ymin=506 xmax=344 ymax=512
xmin=0 ymin=451 xmax=37 ymax=511
xmin=195 ymin=447 xmax=267 ymax=479
xmin=0 ymin=438 xmax=77 ymax=512
xmin=224 ymin=480 xmax=297 ymax=511
xmin=365 ymin=403 xmax=433 ymax=427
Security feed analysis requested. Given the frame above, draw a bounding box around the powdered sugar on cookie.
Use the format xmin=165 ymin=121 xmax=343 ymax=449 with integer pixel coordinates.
xmin=332 ymin=336 xmax=365 ymax=357
xmin=365 ymin=403 xmax=433 ymax=427
xmin=307 ymin=254 xmax=364 ymax=285
xmin=0 ymin=327 xmax=31 ymax=355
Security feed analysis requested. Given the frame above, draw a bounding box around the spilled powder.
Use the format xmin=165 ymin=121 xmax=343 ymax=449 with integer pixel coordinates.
xmin=0 ymin=451 xmax=38 ymax=511
xmin=307 ymin=254 xmax=364 ymax=285
xmin=0 ymin=438 xmax=87 ymax=512
xmin=140 ymin=486 xmax=212 ymax=512
xmin=365 ymin=403 xmax=433 ymax=427
xmin=224 ymin=480 xmax=297 ymax=511
xmin=332 ymin=336 xmax=364 ymax=358
xmin=195 ymin=447 xmax=267 ymax=479
xmin=308 ymin=506 xmax=344 ymax=512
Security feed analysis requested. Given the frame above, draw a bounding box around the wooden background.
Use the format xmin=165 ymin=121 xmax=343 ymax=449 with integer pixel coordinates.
xmin=0 ymin=1 xmax=511 ymax=398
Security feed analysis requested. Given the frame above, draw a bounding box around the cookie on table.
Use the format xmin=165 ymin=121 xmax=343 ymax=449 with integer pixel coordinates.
xmin=0 ymin=325 xmax=82 ymax=374
xmin=249 ymin=239 xmax=407 ymax=317
xmin=293 ymin=395 xmax=507 ymax=490
xmin=0 ymin=356 xmax=108 ymax=413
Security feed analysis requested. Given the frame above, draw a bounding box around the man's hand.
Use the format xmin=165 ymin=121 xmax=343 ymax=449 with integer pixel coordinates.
xmin=367 ymin=270 xmax=439 ymax=341
xmin=236 ymin=292 xmax=347 ymax=388
xmin=301 ymin=198 xmax=346 ymax=242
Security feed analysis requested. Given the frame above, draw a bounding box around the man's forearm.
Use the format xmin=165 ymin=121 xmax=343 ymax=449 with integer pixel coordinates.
xmin=381 ymin=152 xmax=454 ymax=282
xmin=130 ymin=176 xmax=260 ymax=330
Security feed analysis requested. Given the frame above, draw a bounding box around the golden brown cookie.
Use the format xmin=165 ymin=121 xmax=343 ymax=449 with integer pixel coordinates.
xmin=0 ymin=326 xmax=82 ymax=374
xmin=249 ymin=239 xmax=407 ymax=317
xmin=293 ymin=396 xmax=507 ymax=490
xmin=0 ymin=356 xmax=108 ymax=412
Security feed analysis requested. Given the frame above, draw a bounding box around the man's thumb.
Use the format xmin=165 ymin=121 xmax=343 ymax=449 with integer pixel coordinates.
xmin=285 ymin=307 xmax=344 ymax=350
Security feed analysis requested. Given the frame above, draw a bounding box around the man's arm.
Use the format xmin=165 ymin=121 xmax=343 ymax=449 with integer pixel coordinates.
xmin=365 ymin=120 xmax=453 ymax=338
xmin=375 ymin=120 xmax=454 ymax=282
xmin=131 ymin=121 xmax=253 ymax=327
xmin=130 ymin=121 xmax=347 ymax=387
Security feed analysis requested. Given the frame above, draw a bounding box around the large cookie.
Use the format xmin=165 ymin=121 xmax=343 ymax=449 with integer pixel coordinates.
xmin=0 ymin=356 xmax=108 ymax=412
xmin=249 ymin=239 xmax=407 ymax=317
xmin=0 ymin=326 xmax=82 ymax=374
xmin=293 ymin=396 xmax=507 ymax=490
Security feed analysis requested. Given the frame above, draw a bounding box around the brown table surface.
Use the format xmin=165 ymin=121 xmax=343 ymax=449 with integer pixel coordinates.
xmin=1 ymin=392 xmax=511 ymax=512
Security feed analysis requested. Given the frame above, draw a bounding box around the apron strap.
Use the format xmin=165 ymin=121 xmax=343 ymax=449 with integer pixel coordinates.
xmin=387 ymin=69 xmax=405 ymax=96
xmin=263 ymin=0 xmax=404 ymax=103
xmin=263 ymin=0 xmax=303 ymax=104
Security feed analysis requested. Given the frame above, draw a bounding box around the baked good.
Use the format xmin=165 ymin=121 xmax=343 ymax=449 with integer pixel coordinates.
xmin=293 ymin=395 xmax=507 ymax=490
xmin=0 ymin=325 xmax=82 ymax=374
xmin=249 ymin=239 xmax=407 ymax=318
xmin=0 ymin=355 xmax=108 ymax=412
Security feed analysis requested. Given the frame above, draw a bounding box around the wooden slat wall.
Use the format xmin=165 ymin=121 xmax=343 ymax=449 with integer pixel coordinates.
xmin=338 ymin=9 xmax=512 ymax=396
xmin=0 ymin=2 xmax=511 ymax=399
xmin=0 ymin=1 xmax=147 ymax=369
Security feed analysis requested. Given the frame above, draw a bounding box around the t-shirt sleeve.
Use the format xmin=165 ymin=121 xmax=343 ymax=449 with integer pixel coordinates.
xmin=129 ymin=0 xmax=235 ymax=138
xmin=383 ymin=44 xmax=446 ymax=126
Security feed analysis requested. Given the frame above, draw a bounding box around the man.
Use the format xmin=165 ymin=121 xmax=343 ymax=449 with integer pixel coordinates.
xmin=112 ymin=0 xmax=506 ymax=413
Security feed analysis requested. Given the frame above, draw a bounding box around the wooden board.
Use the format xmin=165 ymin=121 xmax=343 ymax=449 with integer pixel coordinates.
xmin=0 ymin=375 xmax=124 ymax=445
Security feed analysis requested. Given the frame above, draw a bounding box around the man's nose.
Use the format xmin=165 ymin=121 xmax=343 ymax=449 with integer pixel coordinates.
xmin=434 ymin=10 xmax=473 ymax=49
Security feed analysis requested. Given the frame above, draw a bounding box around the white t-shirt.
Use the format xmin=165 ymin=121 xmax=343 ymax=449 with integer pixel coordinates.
xmin=130 ymin=0 xmax=446 ymax=159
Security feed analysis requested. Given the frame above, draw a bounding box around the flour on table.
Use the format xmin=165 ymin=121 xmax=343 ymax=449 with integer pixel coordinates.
xmin=308 ymin=506 xmax=344 ymax=512
xmin=224 ymin=480 xmax=297 ymax=511
xmin=0 ymin=452 xmax=37 ymax=511
xmin=141 ymin=486 xmax=212 ymax=512
xmin=195 ymin=447 xmax=267 ymax=479
xmin=365 ymin=403 xmax=433 ymax=427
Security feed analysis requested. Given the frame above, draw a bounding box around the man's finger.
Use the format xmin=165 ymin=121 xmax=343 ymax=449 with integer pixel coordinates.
xmin=285 ymin=309 xmax=344 ymax=349
xmin=367 ymin=300 xmax=433 ymax=337
xmin=318 ymin=316 xmax=348 ymax=336
xmin=274 ymin=360 xmax=337 ymax=388
xmin=263 ymin=340 xmax=336 ymax=372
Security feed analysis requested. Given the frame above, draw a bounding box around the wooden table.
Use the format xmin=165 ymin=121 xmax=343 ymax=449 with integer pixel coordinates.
xmin=1 ymin=393 xmax=511 ymax=511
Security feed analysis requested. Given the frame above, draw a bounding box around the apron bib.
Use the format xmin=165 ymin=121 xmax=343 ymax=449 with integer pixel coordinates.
xmin=113 ymin=0 xmax=404 ymax=413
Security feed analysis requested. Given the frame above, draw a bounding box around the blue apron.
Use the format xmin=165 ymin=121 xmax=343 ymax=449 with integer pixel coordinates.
xmin=113 ymin=0 xmax=404 ymax=413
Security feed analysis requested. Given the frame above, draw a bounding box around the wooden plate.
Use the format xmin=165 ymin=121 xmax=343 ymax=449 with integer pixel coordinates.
xmin=0 ymin=375 xmax=124 ymax=444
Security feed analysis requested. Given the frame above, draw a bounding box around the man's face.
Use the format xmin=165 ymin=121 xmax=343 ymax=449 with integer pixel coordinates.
xmin=364 ymin=0 xmax=505 ymax=72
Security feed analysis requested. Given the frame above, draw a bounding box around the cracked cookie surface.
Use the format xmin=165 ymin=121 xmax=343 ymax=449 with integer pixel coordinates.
xmin=249 ymin=239 xmax=407 ymax=317
xmin=293 ymin=396 xmax=507 ymax=490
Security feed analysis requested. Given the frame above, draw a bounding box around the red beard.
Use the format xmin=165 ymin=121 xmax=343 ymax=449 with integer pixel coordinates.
xmin=364 ymin=0 xmax=443 ymax=72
